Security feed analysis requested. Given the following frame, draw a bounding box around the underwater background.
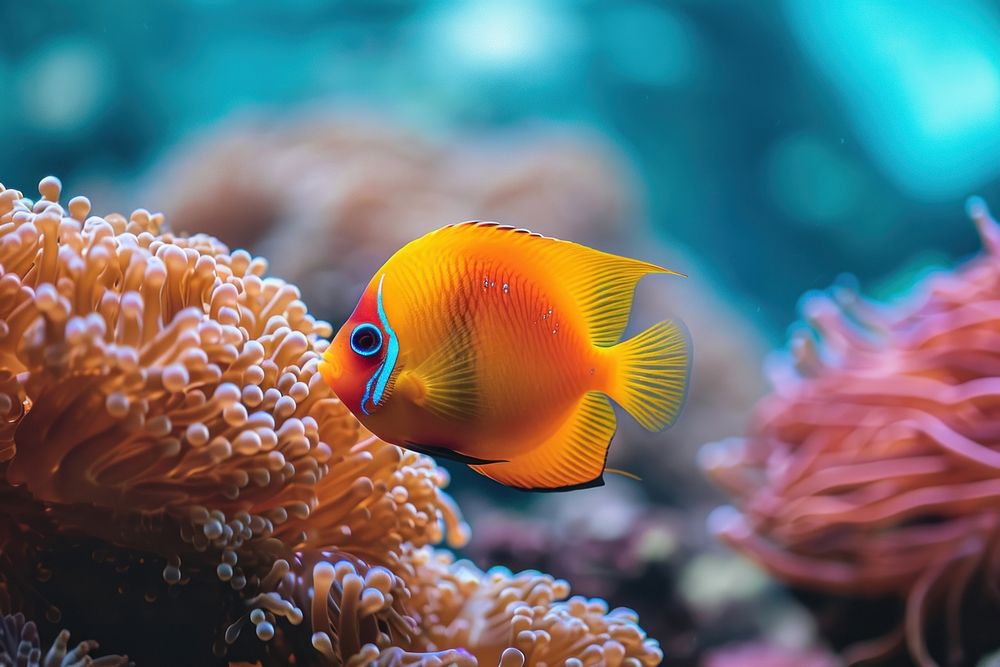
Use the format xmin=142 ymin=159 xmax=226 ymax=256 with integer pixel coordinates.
xmin=3 ymin=1 xmax=1000 ymax=666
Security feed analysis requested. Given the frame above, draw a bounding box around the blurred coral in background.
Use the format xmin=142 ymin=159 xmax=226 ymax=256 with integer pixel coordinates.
xmin=144 ymin=114 xmax=638 ymax=321
xmin=0 ymin=178 xmax=662 ymax=665
xmin=703 ymin=200 xmax=1000 ymax=666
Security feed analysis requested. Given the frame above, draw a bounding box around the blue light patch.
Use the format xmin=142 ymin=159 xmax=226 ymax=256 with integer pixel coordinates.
xmin=785 ymin=0 xmax=1000 ymax=199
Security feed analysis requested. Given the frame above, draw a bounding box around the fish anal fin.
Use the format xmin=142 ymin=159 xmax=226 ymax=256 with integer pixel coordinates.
xmin=430 ymin=222 xmax=683 ymax=346
xmin=404 ymin=441 xmax=506 ymax=465
xmin=470 ymin=391 xmax=616 ymax=491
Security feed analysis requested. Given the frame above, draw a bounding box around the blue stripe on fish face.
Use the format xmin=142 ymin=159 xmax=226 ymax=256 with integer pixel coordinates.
xmin=360 ymin=274 xmax=399 ymax=415
xmin=360 ymin=369 xmax=379 ymax=416
xmin=372 ymin=274 xmax=399 ymax=405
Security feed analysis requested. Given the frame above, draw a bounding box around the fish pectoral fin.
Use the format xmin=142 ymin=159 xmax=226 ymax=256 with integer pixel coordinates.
xmin=403 ymin=441 xmax=506 ymax=465
xmin=396 ymin=367 xmax=476 ymax=421
xmin=405 ymin=331 xmax=480 ymax=422
xmin=420 ymin=384 xmax=479 ymax=422
xmin=469 ymin=391 xmax=617 ymax=492
xmin=394 ymin=370 xmax=427 ymax=403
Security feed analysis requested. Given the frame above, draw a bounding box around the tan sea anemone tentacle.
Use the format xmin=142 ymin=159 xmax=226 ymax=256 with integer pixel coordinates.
xmin=399 ymin=547 xmax=664 ymax=667
xmin=0 ymin=176 xmax=662 ymax=666
xmin=0 ymin=178 xmax=466 ymax=663
xmin=0 ymin=611 xmax=128 ymax=667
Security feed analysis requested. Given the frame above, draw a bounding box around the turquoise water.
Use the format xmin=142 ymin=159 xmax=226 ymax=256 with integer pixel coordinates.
xmin=2 ymin=0 xmax=996 ymax=338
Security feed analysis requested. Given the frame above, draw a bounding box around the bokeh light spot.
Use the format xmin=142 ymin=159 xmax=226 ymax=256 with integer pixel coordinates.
xmin=679 ymin=552 xmax=769 ymax=615
xmin=786 ymin=0 xmax=1000 ymax=199
xmin=765 ymin=132 xmax=865 ymax=226
xmin=600 ymin=2 xmax=698 ymax=87
xmin=17 ymin=39 xmax=113 ymax=134
xmin=420 ymin=0 xmax=582 ymax=79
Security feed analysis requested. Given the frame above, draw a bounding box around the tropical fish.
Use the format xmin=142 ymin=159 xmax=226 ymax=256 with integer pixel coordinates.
xmin=318 ymin=222 xmax=691 ymax=491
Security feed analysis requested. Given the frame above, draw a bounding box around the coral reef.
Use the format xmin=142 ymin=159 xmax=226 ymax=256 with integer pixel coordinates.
xmin=0 ymin=177 xmax=662 ymax=665
xmin=702 ymin=199 xmax=1000 ymax=666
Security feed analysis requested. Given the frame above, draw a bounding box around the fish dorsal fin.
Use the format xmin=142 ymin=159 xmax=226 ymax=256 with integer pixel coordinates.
xmin=429 ymin=222 xmax=683 ymax=346
xmin=395 ymin=323 xmax=480 ymax=422
xmin=469 ymin=391 xmax=617 ymax=491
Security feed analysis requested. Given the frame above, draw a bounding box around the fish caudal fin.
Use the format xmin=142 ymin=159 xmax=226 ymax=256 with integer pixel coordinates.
xmin=470 ymin=392 xmax=616 ymax=491
xmin=609 ymin=320 xmax=691 ymax=432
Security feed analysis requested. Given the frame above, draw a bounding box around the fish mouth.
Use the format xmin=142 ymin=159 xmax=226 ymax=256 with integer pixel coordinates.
xmin=318 ymin=352 xmax=342 ymax=385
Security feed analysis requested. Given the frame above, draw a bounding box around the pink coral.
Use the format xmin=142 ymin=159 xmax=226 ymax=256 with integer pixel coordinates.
xmin=702 ymin=200 xmax=1000 ymax=666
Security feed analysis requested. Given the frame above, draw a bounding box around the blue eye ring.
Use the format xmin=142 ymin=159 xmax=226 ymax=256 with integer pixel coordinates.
xmin=350 ymin=323 xmax=383 ymax=357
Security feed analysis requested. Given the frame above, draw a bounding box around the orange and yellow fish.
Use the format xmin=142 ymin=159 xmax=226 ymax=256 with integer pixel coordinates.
xmin=319 ymin=222 xmax=691 ymax=491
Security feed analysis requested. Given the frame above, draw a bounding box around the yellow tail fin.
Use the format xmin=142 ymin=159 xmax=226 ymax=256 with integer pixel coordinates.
xmin=608 ymin=320 xmax=691 ymax=431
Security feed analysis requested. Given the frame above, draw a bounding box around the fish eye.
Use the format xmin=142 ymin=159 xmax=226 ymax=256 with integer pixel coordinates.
xmin=350 ymin=323 xmax=383 ymax=357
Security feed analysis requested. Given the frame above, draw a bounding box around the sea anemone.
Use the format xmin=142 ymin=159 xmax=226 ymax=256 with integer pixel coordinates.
xmin=399 ymin=547 xmax=662 ymax=667
xmin=0 ymin=177 xmax=662 ymax=665
xmin=462 ymin=483 xmax=699 ymax=659
xmin=0 ymin=174 xmax=456 ymax=662
xmin=701 ymin=199 xmax=1000 ymax=666
xmin=0 ymin=611 xmax=128 ymax=667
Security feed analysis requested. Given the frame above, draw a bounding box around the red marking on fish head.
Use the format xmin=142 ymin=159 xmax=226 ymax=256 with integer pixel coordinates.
xmin=319 ymin=286 xmax=388 ymax=417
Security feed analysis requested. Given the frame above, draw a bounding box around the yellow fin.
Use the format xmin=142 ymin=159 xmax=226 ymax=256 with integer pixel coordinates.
xmin=470 ymin=391 xmax=616 ymax=491
xmin=426 ymin=222 xmax=683 ymax=346
xmin=404 ymin=324 xmax=479 ymax=422
xmin=394 ymin=370 xmax=427 ymax=403
xmin=608 ymin=319 xmax=691 ymax=432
